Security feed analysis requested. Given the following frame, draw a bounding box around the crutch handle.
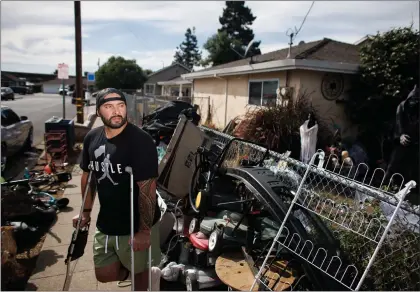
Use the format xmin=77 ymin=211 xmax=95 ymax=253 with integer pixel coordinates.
xmin=149 ymin=246 xmax=152 ymax=291
xmin=126 ymin=166 xmax=135 ymax=291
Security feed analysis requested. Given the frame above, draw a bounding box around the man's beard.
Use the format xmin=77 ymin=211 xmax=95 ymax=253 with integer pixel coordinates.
xmin=101 ymin=114 xmax=127 ymax=129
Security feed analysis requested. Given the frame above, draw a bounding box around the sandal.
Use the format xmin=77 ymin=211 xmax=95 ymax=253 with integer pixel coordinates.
xmin=117 ymin=280 xmax=131 ymax=288
xmin=117 ymin=270 xmax=131 ymax=288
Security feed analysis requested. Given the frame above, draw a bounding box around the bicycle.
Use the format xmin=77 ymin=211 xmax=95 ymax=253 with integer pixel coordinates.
xmin=1 ymin=177 xmax=70 ymax=210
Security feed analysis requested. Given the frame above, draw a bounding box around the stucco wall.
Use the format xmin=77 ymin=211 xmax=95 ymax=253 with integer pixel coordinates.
xmin=193 ymin=71 xmax=291 ymax=128
xmin=192 ymin=69 xmax=355 ymax=135
xmin=296 ymin=70 xmax=356 ymax=137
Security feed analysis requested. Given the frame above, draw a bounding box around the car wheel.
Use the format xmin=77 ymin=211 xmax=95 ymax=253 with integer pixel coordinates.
xmin=24 ymin=128 xmax=34 ymax=150
xmin=11 ymin=94 xmax=15 ymax=100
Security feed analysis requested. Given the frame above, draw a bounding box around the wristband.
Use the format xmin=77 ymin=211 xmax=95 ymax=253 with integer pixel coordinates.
xmin=83 ymin=208 xmax=92 ymax=212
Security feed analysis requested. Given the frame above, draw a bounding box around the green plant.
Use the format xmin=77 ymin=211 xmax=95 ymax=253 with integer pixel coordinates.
xmin=322 ymin=199 xmax=420 ymax=291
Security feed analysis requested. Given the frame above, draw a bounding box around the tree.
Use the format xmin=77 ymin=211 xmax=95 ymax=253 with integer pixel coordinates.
xmin=218 ymin=1 xmax=261 ymax=57
xmin=201 ymin=31 xmax=242 ymax=67
xmin=359 ymin=25 xmax=419 ymax=100
xmin=202 ymin=1 xmax=261 ymax=66
xmin=95 ymin=56 xmax=147 ymax=90
xmin=144 ymin=69 xmax=153 ymax=76
xmin=53 ymin=69 xmax=58 ymax=75
xmin=345 ymin=25 xmax=419 ymax=164
xmin=173 ymin=27 xmax=202 ymax=70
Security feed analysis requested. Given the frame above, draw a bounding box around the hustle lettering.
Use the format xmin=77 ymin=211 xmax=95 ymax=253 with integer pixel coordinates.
xmin=88 ymin=160 xmax=123 ymax=174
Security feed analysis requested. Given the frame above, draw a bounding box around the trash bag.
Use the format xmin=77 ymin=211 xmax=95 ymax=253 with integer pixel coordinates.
xmin=143 ymin=101 xmax=193 ymax=125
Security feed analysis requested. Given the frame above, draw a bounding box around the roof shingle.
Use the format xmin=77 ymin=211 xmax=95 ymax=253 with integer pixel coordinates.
xmin=195 ymin=38 xmax=360 ymax=73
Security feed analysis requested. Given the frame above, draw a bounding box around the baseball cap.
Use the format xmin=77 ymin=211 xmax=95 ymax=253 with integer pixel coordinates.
xmin=96 ymin=88 xmax=127 ymax=114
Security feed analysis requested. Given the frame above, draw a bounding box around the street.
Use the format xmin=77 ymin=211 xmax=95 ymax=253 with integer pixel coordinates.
xmin=1 ymin=93 xmax=78 ymax=180
xmin=2 ymin=93 xmax=77 ymax=146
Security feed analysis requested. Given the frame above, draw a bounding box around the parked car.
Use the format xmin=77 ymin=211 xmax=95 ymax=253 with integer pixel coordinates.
xmin=1 ymin=105 xmax=33 ymax=172
xmin=1 ymin=87 xmax=15 ymax=100
xmin=9 ymin=86 xmax=27 ymax=95
xmin=58 ymin=85 xmax=69 ymax=95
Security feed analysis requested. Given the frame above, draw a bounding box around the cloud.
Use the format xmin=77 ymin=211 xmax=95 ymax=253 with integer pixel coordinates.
xmin=1 ymin=1 xmax=419 ymax=74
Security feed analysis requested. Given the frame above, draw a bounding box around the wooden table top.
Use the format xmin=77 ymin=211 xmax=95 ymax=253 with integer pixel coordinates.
xmin=215 ymin=252 xmax=296 ymax=291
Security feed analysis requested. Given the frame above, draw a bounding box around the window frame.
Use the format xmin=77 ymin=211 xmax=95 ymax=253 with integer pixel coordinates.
xmin=1 ymin=108 xmax=21 ymax=127
xmin=247 ymin=78 xmax=280 ymax=106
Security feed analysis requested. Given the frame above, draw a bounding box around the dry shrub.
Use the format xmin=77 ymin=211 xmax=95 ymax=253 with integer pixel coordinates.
xmin=203 ymin=120 xmax=218 ymax=130
xmin=233 ymin=90 xmax=332 ymax=159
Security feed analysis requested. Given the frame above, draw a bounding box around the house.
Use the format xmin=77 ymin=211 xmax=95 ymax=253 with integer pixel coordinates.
xmin=1 ymin=72 xmax=27 ymax=87
xmin=354 ymin=35 xmax=374 ymax=47
xmin=144 ymin=62 xmax=192 ymax=97
xmin=181 ymin=38 xmax=361 ymax=136
xmin=42 ymin=77 xmax=95 ymax=94
xmin=1 ymin=71 xmax=71 ymax=93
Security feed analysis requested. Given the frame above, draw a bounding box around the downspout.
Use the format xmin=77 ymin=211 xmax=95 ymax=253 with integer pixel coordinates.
xmin=191 ymin=79 xmax=195 ymax=105
xmin=214 ymin=74 xmax=228 ymax=128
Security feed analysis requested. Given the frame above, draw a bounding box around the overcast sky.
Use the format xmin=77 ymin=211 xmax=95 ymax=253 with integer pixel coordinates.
xmin=1 ymin=1 xmax=419 ymax=75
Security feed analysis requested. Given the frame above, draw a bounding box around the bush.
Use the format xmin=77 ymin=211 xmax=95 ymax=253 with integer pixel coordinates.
xmin=231 ymin=90 xmax=333 ymax=159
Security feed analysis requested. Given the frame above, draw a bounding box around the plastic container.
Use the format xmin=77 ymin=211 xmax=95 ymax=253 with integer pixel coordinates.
xmin=45 ymin=117 xmax=75 ymax=149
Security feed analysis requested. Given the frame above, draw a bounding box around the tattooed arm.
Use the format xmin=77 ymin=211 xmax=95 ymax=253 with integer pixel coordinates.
xmin=137 ymin=178 xmax=157 ymax=231
xmin=131 ymin=129 xmax=159 ymax=233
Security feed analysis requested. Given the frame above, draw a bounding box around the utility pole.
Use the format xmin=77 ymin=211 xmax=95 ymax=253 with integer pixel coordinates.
xmin=74 ymin=1 xmax=84 ymax=124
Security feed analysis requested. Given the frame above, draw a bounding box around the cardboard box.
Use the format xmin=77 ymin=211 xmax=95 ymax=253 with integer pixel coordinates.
xmin=158 ymin=116 xmax=211 ymax=198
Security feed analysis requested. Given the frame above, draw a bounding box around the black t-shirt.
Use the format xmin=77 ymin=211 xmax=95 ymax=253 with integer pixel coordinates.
xmin=80 ymin=122 xmax=160 ymax=236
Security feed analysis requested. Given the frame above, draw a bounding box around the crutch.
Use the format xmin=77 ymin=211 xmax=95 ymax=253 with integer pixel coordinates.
xmin=125 ymin=166 xmax=153 ymax=291
xmin=63 ymin=171 xmax=94 ymax=291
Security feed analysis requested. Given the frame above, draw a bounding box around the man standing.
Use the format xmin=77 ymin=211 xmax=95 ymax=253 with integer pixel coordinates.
xmin=73 ymin=88 xmax=161 ymax=290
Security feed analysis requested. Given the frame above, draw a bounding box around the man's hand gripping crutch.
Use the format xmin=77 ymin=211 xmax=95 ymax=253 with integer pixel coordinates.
xmin=125 ymin=166 xmax=161 ymax=291
xmin=63 ymin=171 xmax=95 ymax=291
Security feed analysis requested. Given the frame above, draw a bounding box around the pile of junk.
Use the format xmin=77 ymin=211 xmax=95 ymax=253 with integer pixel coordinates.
xmin=142 ymin=100 xmax=201 ymax=163
xmin=141 ymin=101 xmax=349 ymax=291
xmin=1 ymin=167 xmax=72 ymax=290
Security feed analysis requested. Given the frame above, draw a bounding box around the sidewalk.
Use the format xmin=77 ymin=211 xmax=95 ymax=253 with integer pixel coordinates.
xmin=26 ymin=118 xmax=130 ymax=291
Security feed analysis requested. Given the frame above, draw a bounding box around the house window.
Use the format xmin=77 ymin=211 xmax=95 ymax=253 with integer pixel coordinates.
xmin=145 ymin=84 xmax=154 ymax=94
xmin=248 ymin=80 xmax=279 ymax=106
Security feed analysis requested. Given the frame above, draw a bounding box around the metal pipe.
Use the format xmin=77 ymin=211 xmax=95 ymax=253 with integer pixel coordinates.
xmin=74 ymin=1 xmax=84 ymax=124
xmin=213 ymin=74 xmax=228 ymax=128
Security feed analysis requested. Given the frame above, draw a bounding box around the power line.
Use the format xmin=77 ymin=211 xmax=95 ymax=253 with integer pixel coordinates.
xmin=294 ymin=1 xmax=315 ymax=41
xmin=286 ymin=1 xmax=315 ymax=58
xmin=286 ymin=1 xmax=315 ymax=43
